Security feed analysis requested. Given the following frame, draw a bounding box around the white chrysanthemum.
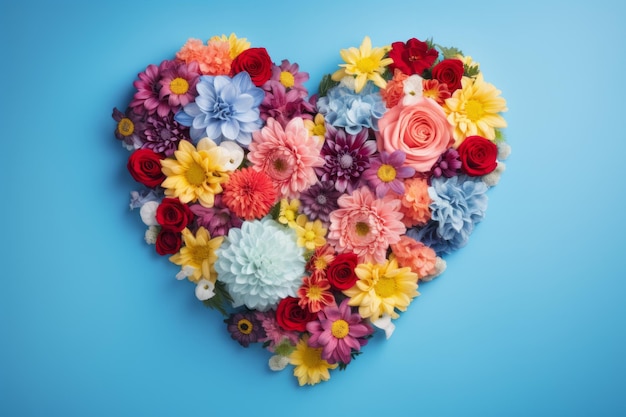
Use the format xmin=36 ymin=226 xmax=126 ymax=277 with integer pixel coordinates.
xmin=215 ymin=218 xmax=305 ymax=311
xmin=140 ymin=201 xmax=159 ymax=226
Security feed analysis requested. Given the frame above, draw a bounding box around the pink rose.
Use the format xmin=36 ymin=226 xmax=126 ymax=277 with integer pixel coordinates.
xmin=376 ymin=97 xmax=454 ymax=172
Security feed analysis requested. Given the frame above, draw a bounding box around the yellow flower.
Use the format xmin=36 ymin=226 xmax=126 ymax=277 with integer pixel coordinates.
xmin=160 ymin=138 xmax=229 ymax=208
xmin=278 ymin=198 xmax=300 ymax=226
xmin=343 ymin=257 xmax=419 ymax=321
xmin=169 ymin=227 xmax=224 ymax=283
xmin=443 ymin=73 xmax=508 ymax=146
xmin=331 ymin=36 xmax=393 ymax=93
xmin=289 ymin=336 xmax=338 ymax=386
xmin=210 ymin=33 xmax=250 ymax=59
xmin=293 ymin=214 xmax=327 ymax=251
xmin=303 ymin=113 xmax=326 ymax=144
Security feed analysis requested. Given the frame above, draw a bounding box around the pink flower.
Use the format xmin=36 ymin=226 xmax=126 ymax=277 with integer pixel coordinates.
xmin=376 ymin=97 xmax=454 ymax=173
xmin=390 ymin=235 xmax=437 ymax=279
xmin=248 ymin=117 xmax=324 ymax=199
xmin=327 ymin=187 xmax=405 ymax=264
xmin=391 ymin=177 xmax=432 ymax=227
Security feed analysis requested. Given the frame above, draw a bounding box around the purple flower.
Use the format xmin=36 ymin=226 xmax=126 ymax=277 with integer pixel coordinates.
xmin=189 ymin=195 xmax=243 ymax=237
xmin=112 ymin=107 xmax=145 ymax=150
xmin=130 ymin=60 xmax=177 ymax=117
xmin=362 ymin=150 xmax=416 ymax=198
xmin=141 ymin=114 xmax=191 ymax=157
xmin=157 ymin=60 xmax=200 ymax=114
xmin=299 ymin=181 xmax=341 ymax=225
xmin=315 ymin=125 xmax=377 ymax=193
xmin=306 ymin=299 xmax=373 ymax=365
xmin=430 ymin=148 xmax=461 ymax=179
xmin=265 ymin=59 xmax=310 ymax=97
xmin=259 ymin=82 xmax=315 ymax=127
xmin=225 ymin=311 xmax=266 ymax=347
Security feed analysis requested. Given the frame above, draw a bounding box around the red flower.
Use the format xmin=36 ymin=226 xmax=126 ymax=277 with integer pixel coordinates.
xmin=156 ymin=198 xmax=194 ymax=232
xmin=457 ymin=135 xmax=498 ymax=176
xmin=276 ymin=296 xmax=316 ymax=332
xmin=127 ymin=149 xmax=165 ymax=188
xmin=155 ymin=228 xmax=182 ymax=255
xmin=222 ymin=167 xmax=278 ymax=220
xmin=388 ymin=38 xmax=438 ymax=75
xmin=326 ymin=252 xmax=359 ymax=290
xmin=431 ymin=59 xmax=464 ymax=92
xmin=230 ymin=47 xmax=273 ymax=87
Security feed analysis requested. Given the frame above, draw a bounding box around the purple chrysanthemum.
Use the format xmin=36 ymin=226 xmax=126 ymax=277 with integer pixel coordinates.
xmin=430 ymin=148 xmax=462 ymax=179
xmin=315 ymin=125 xmax=377 ymax=193
xmin=362 ymin=150 xmax=416 ymax=198
xmin=112 ymin=107 xmax=145 ymax=150
xmin=299 ymin=181 xmax=341 ymax=225
xmin=141 ymin=114 xmax=191 ymax=157
xmin=306 ymin=299 xmax=373 ymax=365
xmin=260 ymin=82 xmax=315 ymax=127
xmin=225 ymin=311 xmax=266 ymax=348
xmin=189 ymin=195 xmax=243 ymax=237
xmin=130 ymin=59 xmax=177 ymax=117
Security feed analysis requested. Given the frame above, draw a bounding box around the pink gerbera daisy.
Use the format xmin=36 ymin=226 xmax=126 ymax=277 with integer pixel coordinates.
xmin=267 ymin=59 xmax=310 ymax=97
xmin=327 ymin=187 xmax=406 ymax=264
xmin=247 ymin=117 xmax=324 ymax=199
xmin=158 ymin=60 xmax=200 ymax=114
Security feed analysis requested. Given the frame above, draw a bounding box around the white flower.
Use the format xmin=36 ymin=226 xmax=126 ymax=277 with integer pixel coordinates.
xmin=402 ymin=74 xmax=424 ymax=105
xmin=268 ymin=355 xmax=289 ymax=371
xmin=497 ymin=142 xmax=511 ymax=160
xmin=175 ymin=266 xmax=196 ymax=281
xmin=338 ymin=75 xmax=357 ymax=91
xmin=139 ymin=201 xmax=160 ymax=226
xmin=483 ymin=162 xmax=506 ymax=187
xmin=219 ymin=140 xmax=245 ymax=171
xmin=144 ymin=225 xmax=159 ymax=244
xmin=371 ymin=314 xmax=395 ymax=339
xmin=195 ymin=279 xmax=216 ymax=301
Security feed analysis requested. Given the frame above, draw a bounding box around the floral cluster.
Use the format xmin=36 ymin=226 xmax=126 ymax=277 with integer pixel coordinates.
xmin=113 ymin=34 xmax=509 ymax=386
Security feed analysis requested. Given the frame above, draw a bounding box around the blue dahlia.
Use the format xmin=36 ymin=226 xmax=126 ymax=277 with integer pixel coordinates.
xmin=317 ymin=83 xmax=386 ymax=135
xmin=174 ymin=72 xmax=264 ymax=146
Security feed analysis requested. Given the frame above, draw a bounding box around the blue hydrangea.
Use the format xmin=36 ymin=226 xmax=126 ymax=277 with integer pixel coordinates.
xmin=408 ymin=175 xmax=488 ymax=255
xmin=174 ymin=72 xmax=264 ymax=146
xmin=316 ymin=83 xmax=386 ymax=135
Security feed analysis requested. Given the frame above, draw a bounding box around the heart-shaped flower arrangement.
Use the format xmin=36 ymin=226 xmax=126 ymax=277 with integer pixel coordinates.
xmin=112 ymin=34 xmax=509 ymax=386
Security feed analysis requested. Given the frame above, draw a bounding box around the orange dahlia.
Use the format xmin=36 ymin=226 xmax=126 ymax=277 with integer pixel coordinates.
xmin=221 ymin=167 xmax=278 ymax=220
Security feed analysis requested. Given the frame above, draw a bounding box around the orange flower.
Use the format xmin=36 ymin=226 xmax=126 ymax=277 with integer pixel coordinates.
xmin=297 ymin=274 xmax=335 ymax=313
xmin=176 ymin=38 xmax=232 ymax=76
xmin=393 ymin=177 xmax=432 ymax=227
xmin=380 ymin=69 xmax=408 ymax=109
xmin=222 ymin=167 xmax=278 ymax=220
xmin=390 ymin=235 xmax=437 ymax=279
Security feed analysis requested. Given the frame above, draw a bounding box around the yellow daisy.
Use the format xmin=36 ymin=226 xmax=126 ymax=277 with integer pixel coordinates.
xmin=303 ymin=113 xmax=326 ymax=144
xmin=293 ymin=214 xmax=327 ymax=251
xmin=169 ymin=227 xmax=224 ymax=284
xmin=278 ymin=198 xmax=300 ymax=227
xmin=331 ymin=36 xmax=393 ymax=93
xmin=443 ymin=73 xmax=508 ymax=146
xmin=160 ymin=138 xmax=229 ymax=208
xmin=343 ymin=257 xmax=419 ymax=321
xmin=210 ymin=33 xmax=250 ymax=59
xmin=289 ymin=336 xmax=338 ymax=386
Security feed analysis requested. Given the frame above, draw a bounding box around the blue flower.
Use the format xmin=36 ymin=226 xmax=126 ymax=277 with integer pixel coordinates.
xmin=175 ymin=72 xmax=264 ymax=146
xmin=215 ymin=218 xmax=306 ymax=311
xmin=317 ymin=83 xmax=386 ymax=135
xmin=408 ymin=175 xmax=488 ymax=255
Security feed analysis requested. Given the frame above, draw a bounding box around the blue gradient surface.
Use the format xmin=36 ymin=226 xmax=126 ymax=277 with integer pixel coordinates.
xmin=2 ymin=1 xmax=625 ymax=416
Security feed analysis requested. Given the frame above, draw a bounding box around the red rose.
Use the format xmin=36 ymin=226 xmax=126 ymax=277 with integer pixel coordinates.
xmin=156 ymin=198 xmax=194 ymax=232
xmin=457 ymin=135 xmax=498 ymax=176
xmin=230 ymin=47 xmax=272 ymax=87
xmin=155 ymin=228 xmax=182 ymax=255
xmin=276 ymin=296 xmax=316 ymax=332
xmin=326 ymin=253 xmax=359 ymax=290
xmin=388 ymin=38 xmax=438 ymax=75
xmin=431 ymin=59 xmax=464 ymax=92
xmin=127 ymin=148 xmax=165 ymax=188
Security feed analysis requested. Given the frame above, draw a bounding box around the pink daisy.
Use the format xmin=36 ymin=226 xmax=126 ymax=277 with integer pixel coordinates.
xmin=130 ymin=60 xmax=176 ymax=117
xmin=158 ymin=60 xmax=200 ymax=114
xmin=267 ymin=59 xmax=310 ymax=97
xmin=247 ymin=117 xmax=324 ymax=199
xmin=327 ymin=187 xmax=406 ymax=264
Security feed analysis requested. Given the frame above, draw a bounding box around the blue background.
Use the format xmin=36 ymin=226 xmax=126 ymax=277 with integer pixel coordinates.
xmin=2 ymin=1 xmax=625 ymax=416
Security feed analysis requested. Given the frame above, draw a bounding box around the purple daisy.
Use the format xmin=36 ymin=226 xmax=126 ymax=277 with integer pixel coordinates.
xmin=158 ymin=60 xmax=200 ymax=115
xmin=315 ymin=125 xmax=377 ymax=193
xmin=306 ymin=299 xmax=373 ymax=365
xmin=299 ymin=181 xmax=342 ymax=225
xmin=265 ymin=59 xmax=310 ymax=97
xmin=189 ymin=195 xmax=243 ymax=237
xmin=259 ymin=82 xmax=315 ymax=127
xmin=225 ymin=311 xmax=266 ymax=348
xmin=141 ymin=113 xmax=191 ymax=157
xmin=112 ymin=107 xmax=145 ymax=150
xmin=130 ymin=59 xmax=176 ymax=117
xmin=430 ymin=148 xmax=462 ymax=179
xmin=362 ymin=150 xmax=416 ymax=198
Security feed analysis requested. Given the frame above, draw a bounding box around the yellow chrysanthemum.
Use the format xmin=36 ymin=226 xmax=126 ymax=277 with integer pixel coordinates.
xmin=278 ymin=198 xmax=300 ymax=227
xmin=331 ymin=36 xmax=393 ymax=93
xmin=160 ymin=138 xmax=229 ymax=208
xmin=443 ymin=73 xmax=508 ymax=146
xmin=343 ymin=257 xmax=419 ymax=321
xmin=210 ymin=33 xmax=250 ymax=59
xmin=169 ymin=227 xmax=224 ymax=283
xmin=303 ymin=113 xmax=326 ymax=144
xmin=293 ymin=214 xmax=327 ymax=251
xmin=289 ymin=336 xmax=338 ymax=386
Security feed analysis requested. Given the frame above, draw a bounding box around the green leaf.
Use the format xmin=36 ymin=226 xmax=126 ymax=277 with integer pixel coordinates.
xmin=318 ymin=74 xmax=339 ymax=98
xmin=436 ymin=44 xmax=464 ymax=59
xmin=202 ymin=281 xmax=233 ymax=317
xmin=464 ymin=64 xmax=480 ymax=78
xmin=494 ymin=129 xmax=506 ymax=143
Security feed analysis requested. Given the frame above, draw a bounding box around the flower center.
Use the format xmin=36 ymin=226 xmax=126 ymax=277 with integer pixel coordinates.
xmin=304 ymin=230 xmax=316 ymax=241
xmin=307 ymin=285 xmax=323 ymax=301
xmin=377 ymin=164 xmax=397 ymax=183
xmin=118 ymin=118 xmax=134 ymax=136
xmin=355 ymin=221 xmax=370 ymax=237
xmin=339 ymin=153 xmax=354 ymax=169
xmin=465 ymin=99 xmax=485 ymax=121
xmin=237 ymin=318 xmax=253 ymax=335
xmin=169 ymin=77 xmax=189 ymax=95
xmin=331 ymin=319 xmax=350 ymax=339
xmin=312 ymin=123 xmax=326 ymax=137
xmin=356 ymin=57 xmax=377 ymax=73
xmin=315 ymin=194 xmax=328 ymax=205
xmin=279 ymin=71 xmax=295 ymax=88
xmin=374 ymin=275 xmax=397 ymax=298
xmin=314 ymin=257 xmax=329 ymax=271
xmin=189 ymin=245 xmax=213 ymax=265
xmin=302 ymin=345 xmax=324 ymax=368
xmin=185 ymin=162 xmax=207 ymax=186
xmin=284 ymin=210 xmax=296 ymax=221
xmin=273 ymin=158 xmax=287 ymax=172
